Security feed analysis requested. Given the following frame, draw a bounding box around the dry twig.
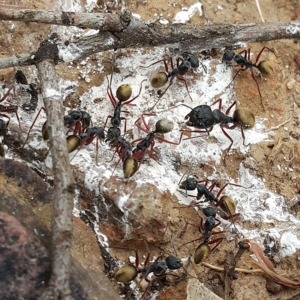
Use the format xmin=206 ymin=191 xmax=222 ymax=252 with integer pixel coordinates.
xmin=247 ymin=240 xmax=300 ymax=288
xmin=0 ymin=6 xmax=299 ymax=68
xmin=34 ymin=37 xmax=76 ymax=300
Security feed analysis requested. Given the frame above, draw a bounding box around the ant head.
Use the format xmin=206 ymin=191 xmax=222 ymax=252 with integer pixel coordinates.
xmin=179 ymin=177 xmax=198 ymax=190
xmin=151 ymin=72 xmax=168 ymax=88
xmin=66 ymin=135 xmax=80 ymax=153
xmin=233 ymin=107 xmax=255 ymax=128
xmin=257 ymin=60 xmax=273 ymax=75
xmin=116 ymin=84 xmax=132 ymax=102
xmin=222 ymin=50 xmax=235 ymax=63
xmin=105 ymin=127 xmax=121 ymax=144
xmin=165 ymin=255 xmax=182 ymax=270
xmin=194 ymin=243 xmax=211 ymax=264
xmin=155 ymin=119 xmax=174 ymax=134
xmin=123 ymin=157 xmax=138 ymax=178
xmin=187 ymin=55 xmax=200 ymax=69
xmin=115 ymin=264 xmax=138 ymax=283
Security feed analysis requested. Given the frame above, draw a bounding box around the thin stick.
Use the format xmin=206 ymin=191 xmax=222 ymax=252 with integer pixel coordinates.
xmin=254 ymin=0 xmax=265 ymax=23
xmin=202 ymin=262 xmax=264 ymax=274
xmin=0 ymin=13 xmax=299 ymax=69
xmin=265 ymin=117 xmax=292 ymax=132
xmin=35 ymin=38 xmax=75 ymax=300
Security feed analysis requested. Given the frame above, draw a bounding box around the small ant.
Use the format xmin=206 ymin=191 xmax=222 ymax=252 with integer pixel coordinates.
xmin=115 ymin=243 xmax=182 ymax=299
xmin=123 ymin=114 xmax=183 ymax=178
xmin=22 ymin=109 xmax=91 ymax=147
xmin=145 ymin=53 xmax=206 ymax=109
xmin=178 ymin=176 xmax=241 ymax=223
xmin=223 ymin=47 xmax=274 ymax=108
xmin=64 ymin=110 xmax=91 ymax=136
xmin=180 ymin=99 xmax=255 ymax=160
xmin=104 ymin=67 xmax=146 ymax=144
xmin=15 ymin=70 xmax=39 ymax=112
xmin=180 ymin=206 xmax=225 ymax=264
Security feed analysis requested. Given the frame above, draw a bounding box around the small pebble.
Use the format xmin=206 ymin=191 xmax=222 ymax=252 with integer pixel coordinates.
xmin=286 ymin=78 xmax=296 ymax=89
xmin=266 ymin=278 xmax=283 ymax=294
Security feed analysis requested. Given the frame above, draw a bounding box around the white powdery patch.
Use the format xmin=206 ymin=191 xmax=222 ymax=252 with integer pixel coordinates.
xmin=280 ymin=232 xmax=300 ymax=257
xmin=85 ymin=0 xmax=98 ymax=12
xmin=43 ymin=88 xmax=61 ymax=99
xmin=285 ymin=23 xmax=300 ymax=35
xmin=73 ymin=188 xmax=81 ymax=217
xmin=173 ymin=3 xmax=203 ymax=24
xmin=236 ymin=164 xmax=300 ymax=256
xmin=74 ymin=47 xmax=274 ymax=199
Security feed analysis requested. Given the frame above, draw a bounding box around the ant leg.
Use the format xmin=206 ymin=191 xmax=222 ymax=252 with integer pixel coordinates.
xmin=250 ymin=68 xmax=264 ymax=109
xmin=225 ymin=101 xmax=237 ymax=115
xmin=134 ymin=113 xmax=155 ymax=133
xmin=106 ymin=73 xmax=117 ymax=108
xmin=0 ymin=86 xmax=13 ymax=103
xmin=208 ymin=237 xmax=224 ymax=252
xmin=182 ymin=126 xmax=214 ymax=140
xmin=142 ymin=59 xmax=168 ymax=70
xmin=220 ymin=124 xmax=238 ymax=160
xmin=123 ymin=79 xmax=147 ymax=106
xmin=255 ymin=46 xmax=274 ymax=64
xmin=211 ymin=98 xmax=223 ymax=110
xmin=155 ymin=131 xmax=183 ymax=145
xmin=158 ymin=77 xmax=174 ymax=98
xmin=22 ymin=107 xmax=46 ymax=148
xmin=177 ymin=76 xmax=193 ymax=101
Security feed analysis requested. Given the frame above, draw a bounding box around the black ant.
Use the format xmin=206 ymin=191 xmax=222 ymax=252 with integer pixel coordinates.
xmin=64 ymin=110 xmax=91 ymax=136
xmin=178 ymin=176 xmax=241 ymax=223
xmin=180 ymin=99 xmax=255 ymax=160
xmin=104 ymin=69 xmax=146 ymax=144
xmin=223 ymin=47 xmax=274 ymax=108
xmin=15 ymin=70 xmax=39 ymax=112
xmin=22 ymin=109 xmax=91 ymax=147
xmin=180 ymin=206 xmax=225 ymax=264
xmin=123 ymin=114 xmax=183 ymax=178
xmin=145 ymin=53 xmax=206 ymax=110
xmin=115 ymin=242 xmax=182 ymax=299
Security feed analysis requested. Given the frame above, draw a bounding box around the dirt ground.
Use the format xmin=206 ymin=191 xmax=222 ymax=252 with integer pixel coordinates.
xmin=1 ymin=0 xmax=300 ymax=300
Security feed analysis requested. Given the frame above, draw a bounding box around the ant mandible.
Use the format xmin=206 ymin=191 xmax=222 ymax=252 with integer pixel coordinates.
xmin=180 ymin=98 xmax=255 ymax=160
xmin=145 ymin=53 xmax=206 ymax=110
xmin=223 ymin=47 xmax=274 ymax=108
